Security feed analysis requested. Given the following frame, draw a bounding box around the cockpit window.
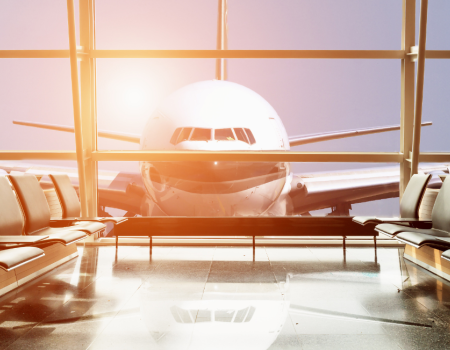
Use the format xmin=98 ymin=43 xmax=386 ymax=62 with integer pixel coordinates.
xmin=233 ymin=128 xmax=249 ymax=144
xmin=244 ymin=128 xmax=256 ymax=144
xmin=177 ymin=128 xmax=192 ymax=144
xmin=172 ymin=127 xmax=256 ymax=145
xmin=170 ymin=128 xmax=182 ymax=145
xmin=215 ymin=128 xmax=235 ymax=141
xmin=190 ymin=128 xmax=212 ymax=141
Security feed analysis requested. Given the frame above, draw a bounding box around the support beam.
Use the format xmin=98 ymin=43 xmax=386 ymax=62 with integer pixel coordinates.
xmin=399 ymin=0 xmax=415 ymax=197
xmin=91 ymin=151 xmax=403 ymax=163
xmin=215 ymin=0 xmax=228 ymax=80
xmin=79 ymin=0 xmax=98 ymax=216
xmin=252 ymin=236 xmax=255 ymax=261
xmin=66 ymin=0 xmax=89 ymax=217
xmin=2 ymin=49 xmax=450 ymax=60
xmin=411 ymin=0 xmax=429 ymax=176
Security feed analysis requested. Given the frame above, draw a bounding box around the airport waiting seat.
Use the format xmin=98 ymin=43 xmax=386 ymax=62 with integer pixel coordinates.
xmin=394 ymin=176 xmax=450 ymax=251
xmin=8 ymin=174 xmax=99 ymax=239
xmin=0 ymin=247 xmax=45 ymax=271
xmin=0 ymin=176 xmax=86 ymax=247
xmin=353 ymin=174 xmax=432 ymax=229
xmin=49 ymin=174 xmax=127 ymax=229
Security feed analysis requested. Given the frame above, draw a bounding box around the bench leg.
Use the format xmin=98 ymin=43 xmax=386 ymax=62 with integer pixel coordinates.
xmin=343 ymin=236 xmax=346 ymax=251
xmin=149 ymin=236 xmax=152 ymax=256
xmin=374 ymin=236 xmax=378 ymax=263
xmin=116 ymin=235 xmax=118 ymax=250
xmin=253 ymin=236 xmax=255 ymax=261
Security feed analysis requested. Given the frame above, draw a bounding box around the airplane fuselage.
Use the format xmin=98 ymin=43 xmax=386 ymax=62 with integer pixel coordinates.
xmin=139 ymin=80 xmax=293 ymax=216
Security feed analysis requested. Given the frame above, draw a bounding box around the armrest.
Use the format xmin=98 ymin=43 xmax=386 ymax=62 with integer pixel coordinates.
xmin=50 ymin=219 xmax=76 ymax=227
xmin=436 ymin=237 xmax=450 ymax=244
xmin=68 ymin=217 xmax=128 ymax=224
xmin=0 ymin=236 xmax=49 ymax=244
xmin=43 ymin=231 xmax=87 ymax=245
xmin=0 ymin=247 xmax=45 ymax=271
xmin=353 ymin=216 xmax=431 ymax=226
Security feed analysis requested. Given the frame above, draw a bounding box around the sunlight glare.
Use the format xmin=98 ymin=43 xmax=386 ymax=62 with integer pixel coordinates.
xmin=123 ymin=86 xmax=146 ymax=110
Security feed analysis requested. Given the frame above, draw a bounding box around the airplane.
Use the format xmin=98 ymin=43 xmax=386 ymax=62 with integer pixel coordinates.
xmin=3 ymin=0 xmax=447 ymax=218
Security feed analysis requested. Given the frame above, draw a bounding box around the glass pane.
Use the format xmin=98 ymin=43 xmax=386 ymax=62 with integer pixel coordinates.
xmin=96 ymin=59 xmax=401 ymax=152
xmin=191 ymin=128 xmax=212 ymax=141
xmin=244 ymin=129 xmax=256 ymax=145
xmin=96 ymin=58 xmax=214 ymax=151
xmin=170 ymin=128 xmax=182 ymax=145
xmin=0 ymin=59 xmax=75 ymax=150
xmin=233 ymin=59 xmax=400 ymax=152
xmin=0 ymin=0 xmax=70 ymax=49
xmin=420 ymin=61 xmax=450 ymax=152
xmin=234 ymin=128 xmax=249 ymax=143
xmin=96 ymin=0 xmax=401 ymax=50
xmin=230 ymin=0 xmax=401 ymax=50
xmin=215 ymin=129 xmax=235 ymax=141
xmin=96 ymin=0 xmax=216 ymax=49
xmin=419 ymin=1 xmax=450 ymax=50
xmin=177 ymin=128 xmax=192 ymax=143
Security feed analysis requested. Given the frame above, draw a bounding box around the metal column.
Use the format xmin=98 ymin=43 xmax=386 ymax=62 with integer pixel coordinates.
xmin=410 ymin=0 xmax=429 ymax=176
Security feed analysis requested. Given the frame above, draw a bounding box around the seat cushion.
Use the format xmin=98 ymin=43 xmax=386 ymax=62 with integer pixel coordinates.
xmin=375 ymin=224 xmax=416 ymax=237
xmin=0 ymin=247 xmax=45 ymax=271
xmin=93 ymin=217 xmax=127 ymax=225
xmin=32 ymin=227 xmax=87 ymax=245
xmin=396 ymin=230 xmax=450 ymax=249
xmin=73 ymin=221 xmax=106 ymax=235
xmin=352 ymin=216 xmax=377 ymax=225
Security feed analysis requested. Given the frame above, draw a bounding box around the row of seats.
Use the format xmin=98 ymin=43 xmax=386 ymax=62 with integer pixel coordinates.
xmin=354 ymin=173 xmax=450 ymax=263
xmin=0 ymin=173 xmax=126 ymax=274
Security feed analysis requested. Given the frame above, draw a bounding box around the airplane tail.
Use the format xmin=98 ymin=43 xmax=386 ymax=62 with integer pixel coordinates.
xmin=215 ymin=0 xmax=228 ymax=80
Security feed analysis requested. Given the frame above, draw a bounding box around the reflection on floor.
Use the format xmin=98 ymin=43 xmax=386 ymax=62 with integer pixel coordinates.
xmin=0 ymin=246 xmax=450 ymax=350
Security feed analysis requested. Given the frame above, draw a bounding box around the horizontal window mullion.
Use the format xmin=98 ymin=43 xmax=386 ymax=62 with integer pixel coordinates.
xmin=1 ymin=50 xmax=450 ymax=59
xmin=91 ymin=151 xmax=404 ymax=163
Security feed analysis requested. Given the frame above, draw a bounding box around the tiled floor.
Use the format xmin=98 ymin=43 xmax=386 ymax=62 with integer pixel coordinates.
xmin=1 ymin=246 xmax=450 ymax=349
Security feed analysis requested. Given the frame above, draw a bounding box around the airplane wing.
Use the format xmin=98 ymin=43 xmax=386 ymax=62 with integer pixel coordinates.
xmin=13 ymin=120 xmax=141 ymax=144
xmin=288 ymin=163 xmax=449 ymax=215
xmin=1 ymin=161 xmax=448 ymax=217
xmin=289 ymin=122 xmax=432 ymax=147
xmin=14 ymin=120 xmax=432 ymax=147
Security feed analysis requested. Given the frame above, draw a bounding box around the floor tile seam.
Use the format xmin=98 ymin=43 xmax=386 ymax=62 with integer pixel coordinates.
xmin=85 ymin=283 xmax=146 ymax=350
xmin=379 ymin=323 xmax=421 ymax=350
xmin=0 ymin=256 xmax=80 ymax=304
xmin=22 ymin=280 xmax=144 ymax=340
xmin=286 ymin=312 xmax=305 ymax=349
xmin=1 ymin=258 xmax=87 ymax=349
xmin=111 ymin=245 xmax=142 ymax=265
xmin=397 ymin=262 xmax=450 ymax=326
xmin=199 ymin=247 xmax=216 ymax=303
xmin=400 ymin=289 xmax=450 ymax=326
xmin=79 ymin=246 xmax=143 ymax=289
xmin=265 ymin=246 xmax=286 ymax=296
xmin=305 ymin=246 xmax=325 ymax=263
xmin=2 ymin=247 xmax=144 ymax=348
